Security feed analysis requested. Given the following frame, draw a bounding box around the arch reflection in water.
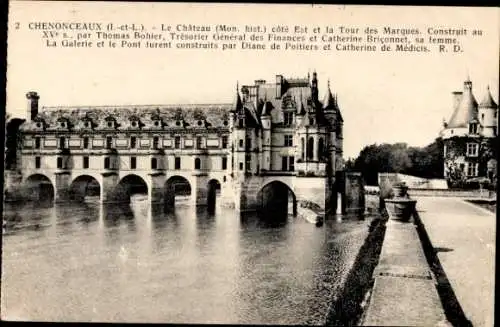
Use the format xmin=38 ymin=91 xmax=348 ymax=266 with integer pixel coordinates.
xmin=112 ymin=174 xmax=149 ymax=203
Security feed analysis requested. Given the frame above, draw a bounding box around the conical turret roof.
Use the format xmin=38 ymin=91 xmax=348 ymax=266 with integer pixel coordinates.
xmin=447 ymin=80 xmax=478 ymax=128
xmin=323 ymin=80 xmax=335 ymax=110
xmin=232 ymin=83 xmax=243 ymax=113
xmin=479 ymin=86 xmax=498 ymax=108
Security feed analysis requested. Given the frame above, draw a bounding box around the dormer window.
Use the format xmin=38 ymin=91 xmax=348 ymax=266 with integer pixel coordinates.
xmin=60 ymin=122 xmax=66 ymax=128
xmin=176 ymin=120 xmax=181 ymax=127
xmin=36 ymin=122 xmax=42 ymax=128
xmin=223 ymin=120 xmax=228 ymax=126
xmin=131 ymin=121 xmax=138 ymax=128
xmin=197 ymin=120 xmax=203 ymax=126
xmin=154 ymin=120 xmax=160 ymax=127
xmin=84 ymin=122 xmax=91 ymax=128
xmin=107 ymin=121 xmax=113 ymax=128
xmin=469 ymin=123 xmax=478 ymax=134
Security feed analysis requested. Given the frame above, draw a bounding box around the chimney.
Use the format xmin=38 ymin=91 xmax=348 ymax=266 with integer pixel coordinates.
xmin=276 ymin=75 xmax=283 ymax=98
xmin=452 ymin=91 xmax=462 ymax=111
xmin=26 ymin=91 xmax=40 ymax=122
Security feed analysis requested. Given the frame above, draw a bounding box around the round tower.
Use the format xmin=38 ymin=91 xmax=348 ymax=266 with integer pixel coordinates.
xmin=478 ymin=86 xmax=498 ymax=138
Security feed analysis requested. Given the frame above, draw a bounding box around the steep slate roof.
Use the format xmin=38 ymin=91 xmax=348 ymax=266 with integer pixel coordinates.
xmin=447 ymin=81 xmax=478 ymax=128
xmin=22 ymin=104 xmax=232 ymax=131
xmin=479 ymin=86 xmax=498 ymax=108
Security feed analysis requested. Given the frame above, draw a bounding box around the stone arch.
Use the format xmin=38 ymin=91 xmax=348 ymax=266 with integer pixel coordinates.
xmin=24 ymin=174 xmax=54 ymax=203
xmin=113 ymin=174 xmax=149 ymax=203
xmin=256 ymin=180 xmax=297 ymax=219
xmin=164 ymin=175 xmax=192 ymax=212
xmin=69 ymin=175 xmax=101 ymax=202
xmin=207 ymin=178 xmax=221 ymax=214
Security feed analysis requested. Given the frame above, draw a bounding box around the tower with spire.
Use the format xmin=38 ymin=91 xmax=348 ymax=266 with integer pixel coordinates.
xmin=441 ymin=76 xmax=498 ymax=184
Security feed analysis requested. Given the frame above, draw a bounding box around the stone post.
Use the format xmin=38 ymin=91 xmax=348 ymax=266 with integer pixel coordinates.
xmin=54 ymin=172 xmax=71 ymax=203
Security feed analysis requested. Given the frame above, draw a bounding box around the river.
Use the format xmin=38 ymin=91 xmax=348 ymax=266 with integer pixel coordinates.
xmin=2 ymin=199 xmax=374 ymax=324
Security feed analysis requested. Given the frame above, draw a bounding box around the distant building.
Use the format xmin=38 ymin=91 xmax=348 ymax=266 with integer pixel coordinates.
xmin=7 ymin=72 xmax=346 ymax=214
xmin=440 ymin=77 xmax=498 ymax=186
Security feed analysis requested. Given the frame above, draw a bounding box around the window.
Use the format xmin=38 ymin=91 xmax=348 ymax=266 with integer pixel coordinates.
xmin=194 ymin=158 xmax=201 ymax=169
xmin=301 ymin=138 xmax=305 ymax=160
xmin=35 ymin=137 xmax=41 ymax=149
xmin=309 ymin=118 xmax=315 ymax=126
xmin=84 ymin=121 xmax=91 ymax=128
xmin=245 ymin=137 xmax=252 ymax=150
xmin=245 ymin=154 xmax=251 ymax=171
xmin=175 ymin=136 xmax=181 ymax=149
xmin=281 ymin=156 xmax=295 ymax=171
xmin=467 ymin=162 xmax=478 ymax=177
xmin=238 ymin=118 xmax=244 ymax=128
xmin=481 ymin=113 xmax=485 ymax=121
xmin=282 ymin=156 xmax=288 ymax=171
xmin=107 ymin=121 xmax=113 ymax=128
xmin=83 ymin=137 xmax=89 ymax=149
xmin=106 ymin=136 xmax=113 ymax=149
xmin=35 ymin=157 xmax=41 ymax=169
xmin=284 ymin=112 xmax=294 ymax=126
xmin=175 ymin=157 xmax=181 ymax=169
xmin=59 ymin=137 xmax=66 ymax=149
xmin=130 ymin=136 xmax=137 ymax=149
xmin=239 ymin=162 xmax=244 ymax=170
xmin=222 ymin=157 xmax=227 ymax=170
xmin=151 ymin=158 xmax=158 ymax=169
xmin=83 ymin=156 xmax=89 ymax=169
xmin=131 ymin=121 xmax=137 ymax=128
xmin=57 ymin=157 xmax=63 ymax=169
xmin=154 ymin=120 xmax=160 ymax=127
xmin=60 ymin=122 xmax=66 ymax=128
xmin=318 ymin=138 xmax=324 ymax=159
xmin=469 ymin=123 xmax=478 ymax=134
xmin=222 ymin=136 xmax=228 ymax=149
xmin=284 ymin=135 xmax=293 ymax=147
xmin=196 ymin=136 xmax=203 ymax=149
xmin=130 ymin=157 xmax=137 ymax=169
xmin=307 ymin=137 xmax=314 ymax=160
xmin=289 ymin=156 xmax=295 ymax=171
xmin=153 ymin=136 xmax=160 ymax=149
xmin=494 ymin=127 xmax=497 ymax=136
xmin=104 ymin=157 xmax=110 ymax=169
xmin=239 ymin=139 xmax=244 ymax=148
xmin=466 ymin=143 xmax=479 ymax=157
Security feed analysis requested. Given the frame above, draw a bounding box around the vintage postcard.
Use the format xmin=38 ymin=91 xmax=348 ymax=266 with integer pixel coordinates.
xmin=3 ymin=2 xmax=498 ymax=326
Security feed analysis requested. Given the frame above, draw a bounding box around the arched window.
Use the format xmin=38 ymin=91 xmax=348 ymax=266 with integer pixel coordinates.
xmin=307 ymin=137 xmax=314 ymax=160
xmin=318 ymin=138 xmax=324 ymax=160
xmin=151 ymin=157 xmax=158 ymax=169
xmin=301 ymin=137 xmax=305 ymax=160
xmin=194 ymin=158 xmax=201 ymax=170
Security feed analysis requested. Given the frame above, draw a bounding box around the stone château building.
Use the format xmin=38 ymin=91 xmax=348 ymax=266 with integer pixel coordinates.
xmin=6 ymin=72 xmax=345 ymax=214
xmin=440 ymin=77 xmax=498 ymax=186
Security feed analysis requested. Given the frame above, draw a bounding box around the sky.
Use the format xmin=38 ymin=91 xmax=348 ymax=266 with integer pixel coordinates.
xmin=6 ymin=2 xmax=499 ymax=159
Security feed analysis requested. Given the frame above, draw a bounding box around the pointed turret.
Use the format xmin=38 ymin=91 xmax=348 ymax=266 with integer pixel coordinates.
xmin=232 ymin=82 xmax=243 ymax=113
xmin=479 ymin=86 xmax=498 ymax=108
xmin=446 ymin=78 xmax=478 ymax=128
xmin=323 ymin=80 xmax=335 ymax=110
xmin=311 ymin=70 xmax=318 ymax=103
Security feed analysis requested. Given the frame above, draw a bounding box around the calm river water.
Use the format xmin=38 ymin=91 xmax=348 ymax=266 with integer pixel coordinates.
xmin=2 ymin=199 xmax=373 ymax=324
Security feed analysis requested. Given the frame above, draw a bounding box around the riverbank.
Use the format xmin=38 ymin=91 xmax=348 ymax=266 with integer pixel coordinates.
xmin=324 ymin=214 xmax=387 ymax=325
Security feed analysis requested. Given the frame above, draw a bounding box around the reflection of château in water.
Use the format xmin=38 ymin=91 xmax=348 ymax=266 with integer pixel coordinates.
xmin=5 ymin=72 xmax=352 ymax=215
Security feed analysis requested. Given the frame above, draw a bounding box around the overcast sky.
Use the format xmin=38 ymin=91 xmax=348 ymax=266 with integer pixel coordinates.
xmin=6 ymin=2 xmax=499 ymax=158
